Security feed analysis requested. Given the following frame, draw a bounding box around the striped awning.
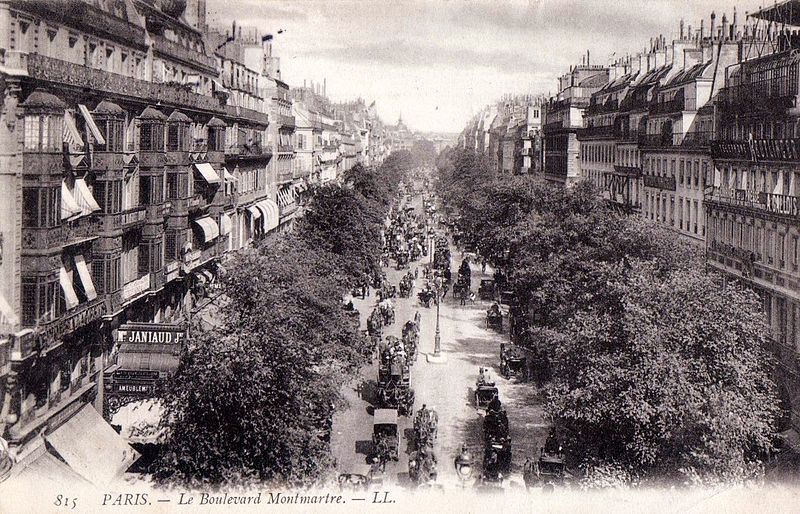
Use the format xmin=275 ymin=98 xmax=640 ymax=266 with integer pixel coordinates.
xmin=73 ymin=254 xmax=97 ymax=301
xmin=277 ymin=187 xmax=295 ymax=208
xmin=59 ymin=266 xmax=79 ymax=310
xmin=62 ymin=110 xmax=83 ymax=151
xmin=192 ymin=216 xmax=219 ymax=243
xmin=193 ymin=163 xmax=221 ymax=185
xmin=60 ymin=181 xmax=82 ymax=221
xmin=256 ymin=199 xmax=279 ymax=232
xmin=78 ymin=104 xmax=105 ymax=145
xmin=73 ymin=178 xmax=101 ymax=216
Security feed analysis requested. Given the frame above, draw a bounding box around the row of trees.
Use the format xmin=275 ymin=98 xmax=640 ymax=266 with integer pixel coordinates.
xmin=153 ymin=153 xmax=412 ymax=487
xmin=436 ymin=147 xmax=780 ymax=485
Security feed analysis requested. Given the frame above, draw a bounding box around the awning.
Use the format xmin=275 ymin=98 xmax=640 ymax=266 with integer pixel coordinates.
xmin=192 ymin=216 xmax=219 ymax=243
xmin=219 ymin=212 xmax=232 ymax=236
xmin=67 ymin=154 xmax=88 ymax=169
xmin=62 ymin=110 xmax=83 ymax=150
xmin=256 ymin=199 xmax=279 ymax=232
xmin=1 ymin=451 xmax=90 ymax=492
xmin=222 ymin=167 xmax=237 ymax=182
xmin=247 ymin=205 xmax=261 ymax=220
xmin=197 ymin=269 xmax=214 ymax=283
xmin=193 ymin=163 xmax=221 ymax=185
xmin=45 ymin=404 xmax=139 ymax=486
xmin=59 ymin=266 xmax=79 ymax=310
xmin=277 ymin=187 xmax=294 ymax=208
xmin=111 ymin=400 xmax=166 ymax=445
xmin=0 ymin=291 xmax=19 ymax=327
xmin=61 ymin=181 xmax=82 ymax=221
xmin=78 ymin=104 xmax=105 ymax=146
xmin=73 ymin=254 xmax=97 ymax=301
xmin=73 ymin=178 xmax=101 ymax=216
xmin=117 ymin=342 xmax=180 ymax=373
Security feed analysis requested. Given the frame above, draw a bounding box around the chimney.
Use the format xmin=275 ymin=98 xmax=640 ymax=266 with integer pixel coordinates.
xmin=700 ymin=19 xmax=705 ymax=40
xmin=680 ymin=19 xmax=685 ymax=39
xmin=587 ymin=49 xmax=590 ymax=65
xmin=710 ymin=12 xmax=716 ymax=41
xmin=323 ymin=78 xmax=327 ymax=97
xmin=732 ymin=7 xmax=738 ymax=39
xmin=722 ymin=12 xmax=729 ymax=41
xmin=687 ymin=24 xmax=693 ymax=40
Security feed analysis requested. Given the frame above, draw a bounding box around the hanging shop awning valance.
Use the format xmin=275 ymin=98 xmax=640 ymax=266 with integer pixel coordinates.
xmin=193 ymin=163 xmax=221 ymax=185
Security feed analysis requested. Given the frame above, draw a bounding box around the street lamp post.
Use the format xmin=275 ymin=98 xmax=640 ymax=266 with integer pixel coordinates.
xmin=427 ymin=272 xmax=447 ymax=364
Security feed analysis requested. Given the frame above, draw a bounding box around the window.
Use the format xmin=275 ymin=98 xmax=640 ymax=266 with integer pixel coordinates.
xmin=139 ymin=122 xmax=164 ymax=151
xmin=22 ymin=187 xmax=59 ymax=228
xmin=68 ymin=32 xmax=78 ymax=48
xmin=165 ymin=230 xmax=179 ymax=262
xmin=167 ymin=124 xmax=181 ymax=151
xmin=94 ymin=180 xmax=122 ymax=214
xmin=21 ymin=276 xmax=59 ymax=326
xmin=97 ymin=118 xmax=123 ymax=152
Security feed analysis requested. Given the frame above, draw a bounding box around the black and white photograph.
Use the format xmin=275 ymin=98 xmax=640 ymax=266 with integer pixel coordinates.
xmin=0 ymin=0 xmax=799 ymax=512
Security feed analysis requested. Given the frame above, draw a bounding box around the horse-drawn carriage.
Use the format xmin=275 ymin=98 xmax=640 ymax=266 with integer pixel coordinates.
xmin=399 ymin=272 xmax=414 ymax=298
xmin=408 ymin=447 xmax=438 ymax=486
xmin=402 ymin=321 xmax=420 ymax=363
xmin=452 ymin=276 xmax=470 ymax=299
xmin=478 ymin=279 xmax=496 ymax=301
xmin=523 ymin=430 xmax=569 ymax=488
xmin=418 ymin=288 xmax=436 ymax=308
xmin=486 ymin=303 xmax=503 ymax=330
xmin=500 ymin=343 xmax=527 ymax=380
xmin=373 ymin=409 xmax=400 ymax=464
xmin=408 ymin=404 xmax=439 ymax=486
xmin=475 ymin=367 xmax=499 ymax=408
xmin=378 ymin=342 xmax=414 ymax=416
xmin=367 ymin=308 xmax=383 ymax=337
xmin=378 ymin=299 xmax=395 ymax=325
xmin=483 ymin=398 xmax=512 ymax=481
xmin=458 ymin=259 xmax=472 ymax=287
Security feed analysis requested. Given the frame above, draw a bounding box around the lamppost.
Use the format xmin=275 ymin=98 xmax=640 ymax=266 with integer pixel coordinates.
xmin=427 ymin=274 xmax=446 ymax=363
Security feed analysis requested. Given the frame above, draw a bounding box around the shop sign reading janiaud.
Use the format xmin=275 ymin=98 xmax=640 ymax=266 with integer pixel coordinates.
xmin=116 ymin=323 xmax=186 ymax=345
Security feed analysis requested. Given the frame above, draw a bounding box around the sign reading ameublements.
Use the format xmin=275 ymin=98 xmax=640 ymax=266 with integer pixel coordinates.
xmin=116 ymin=323 xmax=186 ymax=344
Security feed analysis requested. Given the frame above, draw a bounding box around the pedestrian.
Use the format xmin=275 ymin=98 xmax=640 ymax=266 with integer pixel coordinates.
xmin=460 ymin=291 xmax=466 ymax=306
xmin=481 ymin=259 xmax=487 ymax=274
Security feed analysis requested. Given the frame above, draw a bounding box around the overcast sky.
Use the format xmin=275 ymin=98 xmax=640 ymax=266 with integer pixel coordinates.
xmin=206 ymin=0 xmax=766 ymax=133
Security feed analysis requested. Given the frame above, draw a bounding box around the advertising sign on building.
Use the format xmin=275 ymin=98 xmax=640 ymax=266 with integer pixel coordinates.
xmin=116 ymin=323 xmax=186 ymax=345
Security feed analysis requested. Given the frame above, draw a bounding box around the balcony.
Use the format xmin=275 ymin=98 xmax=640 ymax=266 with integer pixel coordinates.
xmin=650 ymin=96 xmax=697 ymax=114
xmin=12 ymin=54 xmax=271 ymax=128
xmin=122 ymin=274 xmax=151 ymax=302
xmin=580 ymin=125 xmax=614 ymax=138
xmin=681 ymin=131 xmax=712 ymax=148
xmin=224 ymin=105 xmax=270 ymax=126
xmin=719 ymin=84 xmax=797 ymax=115
xmin=705 ymin=186 xmax=800 ymax=218
xmin=152 ymin=35 xmax=217 ymax=74
xmin=22 ymin=216 xmax=101 ymax=251
xmin=17 ymin=0 xmax=146 ymax=50
xmin=24 ymin=297 xmax=107 ymax=357
xmin=150 ymin=268 xmax=165 ymax=292
xmin=586 ymin=99 xmax=619 ymax=115
xmin=711 ymin=138 xmax=800 ymax=162
xmin=105 ymin=206 xmax=146 ymax=232
xmin=277 ymin=145 xmax=294 ymax=154
xmin=642 ymin=174 xmax=677 ymax=191
xmin=165 ymin=261 xmax=181 ymax=283
xmin=278 ymin=114 xmax=296 ymax=129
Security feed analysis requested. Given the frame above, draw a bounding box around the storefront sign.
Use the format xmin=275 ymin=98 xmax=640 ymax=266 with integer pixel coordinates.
xmin=116 ymin=323 xmax=185 ymax=344
xmin=114 ymin=383 xmax=154 ymax=394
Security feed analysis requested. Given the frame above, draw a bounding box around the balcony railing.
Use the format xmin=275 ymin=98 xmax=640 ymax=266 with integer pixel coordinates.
xmin=14 ymin=53 xmax=269 ymax=127
xmin=706 ymin=186 xmax=800 ymax=218
xmin=711 ymin=138 xmax=800 ymax=162
xmin=152 ymin=35 xmax=217 ymax=73
xmin=638 ymin=131 xmax=711 ymax=148
xmin=277 ymin=170 xmax=294 ymax=183
xmin=277 ymin=145 xmax=294 ymax=154
xmin=580 ymin=125 xmax=614 ymax=138
xmin=278 ymin=114 xmax=296 ymax=128
xmin=106 ymin=206 xmax=146 ymax=231
xmin=642 ymin=174 xmax=677 ymax=191
xmin=650 ymin=96 xmax=697 ymax=114
xmin=22 ymin=216 xmax=101 ymax=251
xmin=28 ymin=297 xmax=107 ymax=355
xmin=122 ymin=274 xmax=150 ymax=301
xmin=719 ymin=84 xmax=797 ymax=114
